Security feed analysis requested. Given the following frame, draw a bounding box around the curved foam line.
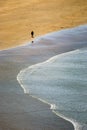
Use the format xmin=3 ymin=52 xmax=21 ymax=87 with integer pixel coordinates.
xmin=17 ymin=49 xmax=80 ymax=78
xmin=30 ymin=95 xmax=81 ymax=130
xmin=17 ymin=75 xmax=27 ymax=93
xmin=53 ymin=110 xmax=81 ymax=130
xmin=17 ymin=49 xmax=82 ymax=130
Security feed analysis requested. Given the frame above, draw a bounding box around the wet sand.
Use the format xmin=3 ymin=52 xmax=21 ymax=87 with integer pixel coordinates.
xmin=0 ymin=93 xmax=74 ymax=130
xmin=0 ymin=45 xmax=75 ymax=130
xmin=0 ymin=0 xmax=87 ymax=50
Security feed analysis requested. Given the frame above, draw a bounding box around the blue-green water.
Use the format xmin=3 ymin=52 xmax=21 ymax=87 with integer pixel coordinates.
xmin=18 ymin=48 xmax=87 ymax=130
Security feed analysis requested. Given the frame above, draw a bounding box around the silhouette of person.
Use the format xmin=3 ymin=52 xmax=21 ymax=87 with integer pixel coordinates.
xmin=31 ymin=31 xmax=34 ymax=38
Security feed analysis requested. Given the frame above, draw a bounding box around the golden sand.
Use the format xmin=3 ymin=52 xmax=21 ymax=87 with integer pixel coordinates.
xmin=0 ymin=0 xmax=87 ymax=50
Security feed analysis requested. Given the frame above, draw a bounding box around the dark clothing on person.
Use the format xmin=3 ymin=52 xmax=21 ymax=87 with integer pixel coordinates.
xmin=31 ymin=31 xmax=34 ymax=38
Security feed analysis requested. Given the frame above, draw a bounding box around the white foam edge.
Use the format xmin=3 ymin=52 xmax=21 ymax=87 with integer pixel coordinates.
xmin=17 ymin=49 xmax=80 ymax=91
xmin=17 ymin=49 xmax=80 ymax=78
xmin=17 ymin=75 xmax=82 ymax=130
xmin=30 ymin=95 xmax=82 ymax=130
xmin=17 ymin=49 xmax=82 ymax=130
xmin=32 ymin=94 xmax=82 ymax=130
xmin=17 ymin=49 xmax=81 ymax=97
xmin=53 ymin=110 xmax=82 ymax=130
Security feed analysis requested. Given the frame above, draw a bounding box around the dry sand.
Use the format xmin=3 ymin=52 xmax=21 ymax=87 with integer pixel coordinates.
xmin=0 ymin=0 xmax=87 ymax=50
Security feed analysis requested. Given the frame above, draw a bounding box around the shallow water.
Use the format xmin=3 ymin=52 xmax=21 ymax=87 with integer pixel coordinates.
xmin=18 ymin=49 xmax=87 ymax=130
xmin=17 ymin=25 xmax=87 ymax=130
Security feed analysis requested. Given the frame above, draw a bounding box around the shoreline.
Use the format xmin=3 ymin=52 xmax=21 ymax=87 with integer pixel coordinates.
xmin=1 ymin=0 xmax=87 ymax=50
xmin=16 ymin=24 xmax=87 ymax=130
xmin=0 ymin=23 xmax=86 ymax=51
xmin=0 ymin=24 xmax=87 ymax=130
xmin=17 ymin=47 xmax=87 ymax=130
xmin=17 ymin=49 xmax=81 ymax=130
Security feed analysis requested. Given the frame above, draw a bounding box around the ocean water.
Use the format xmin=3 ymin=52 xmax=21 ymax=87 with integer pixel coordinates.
xmin=17 ymin=25 xmax=87 ymax=130
xmin=17 ymin=49 xmax=87 ymax=130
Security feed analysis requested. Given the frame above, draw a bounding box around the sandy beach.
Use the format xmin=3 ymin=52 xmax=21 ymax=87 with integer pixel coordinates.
xmin=0 ymin=24 xmax=87 ymax=130
xmin=0 ymin=0 xmax=87 ymax=129
xmin=0 ymin=32 xmax=76 ymax=130
xmin=0 ymin=0 xmax=87 ymax=50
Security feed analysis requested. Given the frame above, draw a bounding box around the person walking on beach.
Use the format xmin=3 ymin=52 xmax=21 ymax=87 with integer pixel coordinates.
xmin=31 ymin=31 xmax=34 ymax=38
